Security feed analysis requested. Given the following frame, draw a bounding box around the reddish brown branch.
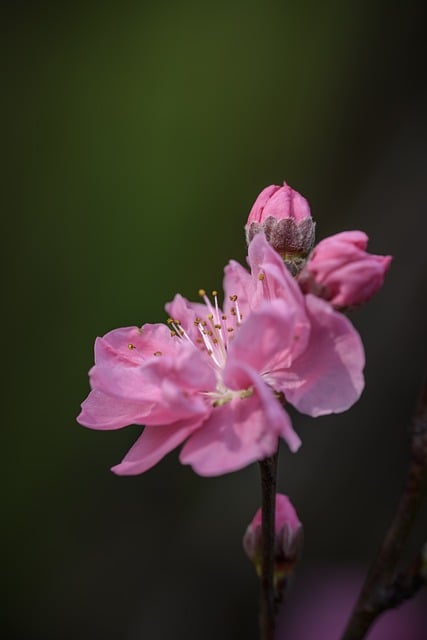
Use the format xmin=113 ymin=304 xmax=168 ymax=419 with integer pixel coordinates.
xmin=258 ymin=452 xmax=278 ymax=640
xmin=340 ymin=376 xmax=427 ymax=640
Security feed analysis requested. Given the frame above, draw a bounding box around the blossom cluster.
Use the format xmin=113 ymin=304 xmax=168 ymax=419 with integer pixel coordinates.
xmin=78 ymin=182 xmax=391 ymax=477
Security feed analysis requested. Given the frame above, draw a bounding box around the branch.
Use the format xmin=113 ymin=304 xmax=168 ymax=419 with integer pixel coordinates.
xmin=258 ymin=452 xmax=278 ymax=640
xmin=379 ymin=543 xmax=427 ymax=610
xmin=340 ymin=375 xmax=427 ymax=640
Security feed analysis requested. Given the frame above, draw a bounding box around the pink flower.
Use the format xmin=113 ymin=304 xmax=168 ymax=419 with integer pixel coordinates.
xmin=298 ymin=231 xmax=392 ymax=309
xmin=245 ymin=182 xmax=315 ymax=274
xmin=77 ymin=234 xmax=365 ymax=477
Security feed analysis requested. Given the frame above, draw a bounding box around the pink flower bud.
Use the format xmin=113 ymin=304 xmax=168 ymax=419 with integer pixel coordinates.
xmin=243 ymin=494 xmax=303 ymax=599
xmin=245 ymin=183 xmax=315 ymax=274
xmin=298 ymin=231 xmax=392 ymax=309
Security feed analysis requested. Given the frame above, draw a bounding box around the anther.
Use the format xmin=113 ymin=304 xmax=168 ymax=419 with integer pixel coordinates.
xmin=198 ymin=289 xmax=206 ymax=297
xmin=229 ymin=294 xmax=238 ymax=301
xmin=258 ymin=273 xmax=265 ymax=281
xmin=128 ymin=343 xmax=136 ymax=350
xmin=153 ymin=351 xmax=162 ymax=356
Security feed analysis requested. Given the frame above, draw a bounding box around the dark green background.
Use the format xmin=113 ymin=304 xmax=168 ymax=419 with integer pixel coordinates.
xmin=4 ymin=1 xmax=427 ymax=638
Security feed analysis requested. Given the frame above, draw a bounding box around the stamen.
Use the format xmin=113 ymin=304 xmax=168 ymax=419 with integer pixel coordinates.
xmin=234 ymin=299 xmax=242 ymax=324
xmin=198 ymin=287 xmax=219 ymax=320
xmin=211 ymin=290 xmax=225 ymax=340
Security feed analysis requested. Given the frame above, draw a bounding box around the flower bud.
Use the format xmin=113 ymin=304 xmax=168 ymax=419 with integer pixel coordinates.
xmin=243 ymin=494 xmax=303 ymax=600
xmin=298 ymin=230 xmax=392 ymax=310
xmin=245 ymin=182 xmax=316 ymax=275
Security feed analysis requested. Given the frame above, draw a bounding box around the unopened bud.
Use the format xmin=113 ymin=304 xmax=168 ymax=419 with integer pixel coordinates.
xmin=243 ymin=494 xmax=303 ymax=600
xmin=245 ymin=183 xmax=316 ymax=275
xmin=298 ymin=230 xmax=392 ymax=310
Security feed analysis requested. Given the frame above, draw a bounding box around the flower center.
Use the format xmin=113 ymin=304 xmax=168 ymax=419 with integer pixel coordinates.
xmin=167 ymin=289 xmax=251 ymax=405
xmin=168 ymin=289 xmax=242 ymax=368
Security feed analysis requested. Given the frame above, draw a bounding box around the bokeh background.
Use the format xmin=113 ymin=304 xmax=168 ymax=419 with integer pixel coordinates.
xmin=4 ymin=1 xmax=427 ymax=638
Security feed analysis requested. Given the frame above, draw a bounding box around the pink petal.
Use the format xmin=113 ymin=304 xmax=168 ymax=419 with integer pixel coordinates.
xmin=247 ymin=235 xmax=310 ymax=334
xmin=180 ymin=364 xmax=300 ymax=476
xmin=247 ymin=184 xmax=281 ymax=223
xmin=165 ymin=294 xmax=208 ymax=341
xmin=111 ymin=417 xmax=206 ymax=475
xmin=224 ymin=300 xmax=300 ymax=385
xmin=276 ymin=295 xmax=365 ymax=416
xmin=91 ymin=340 xmax=215 ymax=403
xmin=179 ymin=396 xmax=278 ymax=476
xmin=77 ymin=389 xmax=153 ymax=430
xmin=223 ymin=259 xmax=254 ymax=321
xmin=141 ymin=348 xmax=216 ymax=396
xmin=94 ymin=324 xmax=178 ymax=365
xmin=91 ymin=323 xmax=187 ymax=401
xmin=263 ymin=185 xmax=311 ymax=222
xmin=140 ymin=376 xmax=211 ymax=426
xmin=247 ymin=363 xmax=301 ymax=453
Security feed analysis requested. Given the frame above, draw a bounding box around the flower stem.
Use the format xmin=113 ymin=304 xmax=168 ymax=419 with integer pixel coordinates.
xmin=340 ymin=375 xmax=427 ymax=640
xmin=258 ymin=451 xmax=279 ymax=640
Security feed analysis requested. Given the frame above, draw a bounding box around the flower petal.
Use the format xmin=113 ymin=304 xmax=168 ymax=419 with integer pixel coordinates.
xmin=111 ymin=417 xmax=206 ymax=475
xmin=276 ymin=295 xmax=365 ymax=416
xmin=91 ymin=335 xmax=215 ymax=403
xmin=224 ymin=300 xmax=299 ymax=386
xmin=165 ymin=294 xmax=208 ymax=341
xmin=247 ymin=233 xmax=306 ymax=309
xmin=223 ymin=259 xmax=254 ymax=320
xmin=94 ymin=324 xmax=177 ymax=365
xmin=180 ymin=364 xmax=300 ymax=476
xmin=140 ymin=374 xmax=212 ymax=426
xmin=77 ymin=389 xmax=153 ymax=430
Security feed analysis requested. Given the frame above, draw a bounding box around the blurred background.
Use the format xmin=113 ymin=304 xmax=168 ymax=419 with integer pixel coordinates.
xmin=3 ymin=1 xmax=427 ymax=638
